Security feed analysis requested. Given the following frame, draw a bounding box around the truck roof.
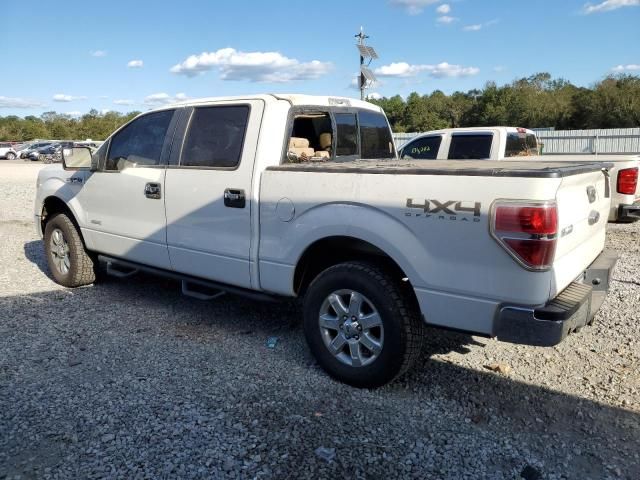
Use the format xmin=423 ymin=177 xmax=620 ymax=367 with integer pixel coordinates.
xmin=413 ymin=126 xmax=536 ymax=135
xmin=160 ymin=94 xmax=382 ymax=112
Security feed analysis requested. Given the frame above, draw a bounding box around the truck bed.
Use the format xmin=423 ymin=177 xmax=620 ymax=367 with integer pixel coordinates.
xmin=268 ymin=159 xmax=613 ymax=178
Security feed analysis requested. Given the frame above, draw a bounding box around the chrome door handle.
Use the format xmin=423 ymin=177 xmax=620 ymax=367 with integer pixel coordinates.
xmin=144 ymin=182 xmax=161 ymax=199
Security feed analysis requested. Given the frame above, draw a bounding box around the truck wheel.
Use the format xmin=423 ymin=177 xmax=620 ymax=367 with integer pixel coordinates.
xmin=44 ymin=213 xmax=96 ymax=287
xmin=303 ymin=261 xmax=424 ymax=388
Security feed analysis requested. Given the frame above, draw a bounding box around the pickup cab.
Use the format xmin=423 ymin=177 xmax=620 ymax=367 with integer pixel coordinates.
xmin=34 ymin=95 xmax=617 ymax=387
xmin=399 ymin=127 xmax=639 ymax=222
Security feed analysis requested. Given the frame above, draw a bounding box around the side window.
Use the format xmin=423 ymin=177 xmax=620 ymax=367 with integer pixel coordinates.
xmin=334 ymin=113 xmax=358 ymax=157
xmin=448 ymin=134 xmax=493 ymax=160
xmin=401 ymin=136 xmax=441 ymax=160
xmin=181 ymin=106 xmax=250 ymax=168
xmin=106 ymin=110 xmax=174 ymax=171
xmin=359 ymin=111 xmax=395 ymax=159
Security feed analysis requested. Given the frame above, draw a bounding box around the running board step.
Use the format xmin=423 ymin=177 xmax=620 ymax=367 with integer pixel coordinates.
xmin=181 ymin=281 xmax=226 ymax=301
xmin=106 ymin=262 xmax=139 ymax=278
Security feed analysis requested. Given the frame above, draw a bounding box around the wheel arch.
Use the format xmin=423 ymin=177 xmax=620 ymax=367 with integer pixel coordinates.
xmin=41 ymin=196 xmax=83 ymax=240
xmin=293 ymin=235 xmax=419 ymax=307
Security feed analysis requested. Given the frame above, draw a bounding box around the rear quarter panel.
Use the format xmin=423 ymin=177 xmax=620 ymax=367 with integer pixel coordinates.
xmin=259 ymin=169 xmax=564 ymax=333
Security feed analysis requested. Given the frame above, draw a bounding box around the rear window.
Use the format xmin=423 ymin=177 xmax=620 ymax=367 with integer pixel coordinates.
xmin=358 ymin=111 xmax=394 ymax=159
xmin=335 ymin=113 xmax=358 ymax=157
xmin=448 ymin=134 xmax=492 ymax=160
xmin=401 ymin=135 xmax=441 ymax=160
xmin=505 ymin=132 xmax=538 ymax=157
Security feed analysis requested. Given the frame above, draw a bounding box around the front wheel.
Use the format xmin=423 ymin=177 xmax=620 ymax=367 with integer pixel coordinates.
xmin=6 ymin=152 xmax=16 ymax=160
xmin=44 ymin=213 xmax=96 ymax=287
xmin=303 ymin=261 xmax=424 ymax=388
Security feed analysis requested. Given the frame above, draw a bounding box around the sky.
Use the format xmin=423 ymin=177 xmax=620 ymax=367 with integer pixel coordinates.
xmin=1 ymin=0 xmax=639 ymax=117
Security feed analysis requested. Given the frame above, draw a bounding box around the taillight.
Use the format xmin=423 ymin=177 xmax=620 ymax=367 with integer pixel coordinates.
xmin=617 ymin=167 xmax=638 ymax=195
xmin=491 ymin=201 xmax=558 ymax=270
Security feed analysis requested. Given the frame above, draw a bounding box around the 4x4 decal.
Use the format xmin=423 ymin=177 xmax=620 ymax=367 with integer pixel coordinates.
xmin=405 ymin=198 xmax=482 ymax=222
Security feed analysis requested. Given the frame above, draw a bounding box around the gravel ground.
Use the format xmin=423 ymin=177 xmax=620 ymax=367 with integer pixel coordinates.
xmin=0 ymin=162 xmax=638 ymax=479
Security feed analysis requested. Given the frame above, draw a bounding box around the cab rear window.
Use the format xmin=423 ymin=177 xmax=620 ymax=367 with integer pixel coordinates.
xmin=505 ymin=133 xmax=538 ymax=157
xmin=359 ymin=111 xmax=395 ymax=159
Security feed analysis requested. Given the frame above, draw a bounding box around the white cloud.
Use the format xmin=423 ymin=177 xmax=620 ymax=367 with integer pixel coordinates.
xmin=170 ymin=47 xmax=332 ymax=83
xmin=493 ymin=65 xmax=507 ymax=73
xmin=64 ymin=111 xmax=82 ymax=117
xmin=389 ymin=0 xmax=440 ymax=15
xmin=52 ymin=94 xmax=88 ymax=102
xmin=375 ymin=61 xmax=479 ymax=78
xmin=143 ymin=92 xmax=190 ymax=106
xmin=436 ymin=3 xmax=451 ymax=14
xmin=612 ymin=64 xmax=640 ymax=72
xmin=583 ymin=0 xmax=639 ymax=13
xmin=367 ymin=92 xmax=383 ymax=100
xmin=113 ymin=99 xmax=135 ymax=105
xmin=463 ymin=19 xmax=499 ymax=31
xmin=0 ymin=96 xmax=45 ymax=109
xmin=127 ymin=59 xmax=144 ymax=68
xmin=90 ymin=50 xmax=107 ymax=57
xmin=437 ymin=15 xmax=457 ymax=24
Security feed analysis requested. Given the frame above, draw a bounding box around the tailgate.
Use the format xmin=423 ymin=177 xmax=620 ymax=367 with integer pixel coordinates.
xmin=552 ymin=168 xmax=611 ymax=296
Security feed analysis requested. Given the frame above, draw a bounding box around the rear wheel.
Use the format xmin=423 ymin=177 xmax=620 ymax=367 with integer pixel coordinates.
xmin=44 ymin=213 xmax=96 ymax=287
xmin=303 ymin=261 xmax=424 ymax=388
xmin=6 ymin=152 xmax=16 ymax=160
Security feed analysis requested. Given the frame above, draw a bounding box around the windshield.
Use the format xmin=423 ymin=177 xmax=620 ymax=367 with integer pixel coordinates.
xmin=505 ymin=132 xmax=538 ymax=157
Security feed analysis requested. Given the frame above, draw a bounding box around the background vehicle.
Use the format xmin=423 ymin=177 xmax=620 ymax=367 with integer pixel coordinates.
xmin=20 ymin=142 xmax=53 ymax=159
xmin=398 ymin=127 xmax=539 ymax=161
xmin=34 ymin=94 xmax=616 ymax=387
xmin=0 ymin=142 xmax=18 ymax=160
xmin=399 ymin=127 xmax=639 ymax=222
xmin=28 ymin=143 xmax=62 ymax=163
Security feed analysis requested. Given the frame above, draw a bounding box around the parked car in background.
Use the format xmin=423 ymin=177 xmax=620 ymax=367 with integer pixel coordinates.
xmin=20 ymin=142 xmax=53 ymax=159
xmin=0 ymin=142 xmax=18 ymax=160
xmin=398 ymin=127 xmax=639 ymax=222
xmin=27 ymin=143 xmax=62 ymax=163
xmin=398 ymin=127 xmax=539 ymax=161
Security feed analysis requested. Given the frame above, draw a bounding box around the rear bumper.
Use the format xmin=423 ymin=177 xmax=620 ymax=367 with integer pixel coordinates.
xmin=494 ymin=250 xmax=618 ymax=346
xmin=617 ymin=201 xmax=640 ymax=221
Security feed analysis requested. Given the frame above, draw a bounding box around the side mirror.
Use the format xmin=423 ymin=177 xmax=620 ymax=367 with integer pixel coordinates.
xmin=62 ymin=146 xmax=93 ymax=170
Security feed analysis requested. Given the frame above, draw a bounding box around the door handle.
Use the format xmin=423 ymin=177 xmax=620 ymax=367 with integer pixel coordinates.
xmin=224 ymin=188 xmax=245 ymax=208
xmin=144 ymin=182 xmax=161 ymax=199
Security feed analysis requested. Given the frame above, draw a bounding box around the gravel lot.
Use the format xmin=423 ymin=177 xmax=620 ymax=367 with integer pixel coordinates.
xmin=0 ymin=161 xmax=638 ymax=479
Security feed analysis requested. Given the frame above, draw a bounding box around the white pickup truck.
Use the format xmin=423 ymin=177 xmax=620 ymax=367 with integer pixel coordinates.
xmin=398 ymin=127 xmax=640 ymax=222
xmin=34 ymin=95 xmax=617 ymax=387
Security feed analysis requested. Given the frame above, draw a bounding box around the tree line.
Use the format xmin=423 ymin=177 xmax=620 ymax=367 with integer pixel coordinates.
xmin=0 ymin=73 xmax=639 ymax=142
xmin=0 ymin=110 xmax=141 ymax=142
xmin=370 ymin=73 xmax=640 ymax=132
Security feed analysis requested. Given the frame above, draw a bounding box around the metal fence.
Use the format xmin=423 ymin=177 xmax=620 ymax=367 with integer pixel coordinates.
xmin=393 ymin=128 xmax=640 ymax=154
xmin=532 ymin=128 xmax=640 ymax=155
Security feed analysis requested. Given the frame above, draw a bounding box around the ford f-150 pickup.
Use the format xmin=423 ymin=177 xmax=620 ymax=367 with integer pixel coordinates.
xmin=34 ymin=94 xmax=617 ymax=387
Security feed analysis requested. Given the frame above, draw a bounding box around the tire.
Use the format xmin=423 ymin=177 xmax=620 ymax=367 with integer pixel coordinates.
xmin=303 ymin=261 xmax=424 ymax=388
xmin=44 ymin=213 xmax=96 ymax=287
xmin=6 ymin=152 xmax=16 ymax=160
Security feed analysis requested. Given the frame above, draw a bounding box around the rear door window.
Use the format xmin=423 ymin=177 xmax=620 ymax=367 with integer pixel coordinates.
xmin=181 ymin=106 xmax=250 ymax=168
xmin=401 ymin=136 xmax=441 ymax=160
xmin=358 ymin=111 xmax=395 ymax=159
xmin=448 ymin=134 xmax=493 ymax=159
